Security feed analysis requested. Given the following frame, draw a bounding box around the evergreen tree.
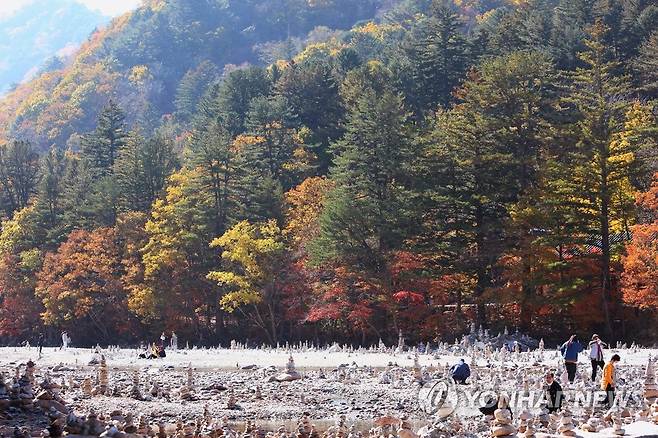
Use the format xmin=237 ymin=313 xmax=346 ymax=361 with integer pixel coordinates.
xmin=115 ymin=134 xmax=179 ymax=213
xmin=416 ymin=51 xmax=558 ymax=326
xmin=34 ymin=147 xmax=68 ymax=248
xmin=312 ymin=88 xmax=416 ymax=273
xmin=0 ymin=140 xmax=40 ymax=218
xmin=58 ymin=157 xmax=116 ymax=233
xmin=81 ymin=101 xmax=128 ymax=175
xmin=174 ymin=60 xmax=219 ymax=123
xmin=635 ymin=31 xmax=658 ymax=97
xmin=233 ymin=95 xmax=314 ymax=222
xmin=212 ymin=67 xmax=272 ymax=136
xmin=274 ymin=61 xmax=344 ymax=171
xmin=187 ymin=118 xmax=239 ymax=236
xmin=405 ymin=1 xmax=469 ymax=113
xmin=550 ymin=0 xmax=593 ymax=69
xmin=560 ymin=20 xmax=650 ymax=335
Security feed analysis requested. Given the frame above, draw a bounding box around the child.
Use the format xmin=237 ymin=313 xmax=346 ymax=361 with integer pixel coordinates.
xmin=601 ymin=354 xmax=621 ymax=408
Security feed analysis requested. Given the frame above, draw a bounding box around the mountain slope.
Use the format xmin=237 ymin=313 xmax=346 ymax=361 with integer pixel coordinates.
xmin=0 ymin=0 xmax=108 ymax=93
xmin=0 ymin=0 xmax=381 ymax=151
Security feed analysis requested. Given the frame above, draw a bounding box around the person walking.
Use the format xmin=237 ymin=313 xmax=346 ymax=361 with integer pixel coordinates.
xmin=589 ymin=334 xmax=607 ymax=382
xmin=560 ymin=334 xmax=583 ymax=383
xmin=37 ymin=333 xmax=45 ymax=355
xmin=601 ymin=354 xmax=621 ymax=408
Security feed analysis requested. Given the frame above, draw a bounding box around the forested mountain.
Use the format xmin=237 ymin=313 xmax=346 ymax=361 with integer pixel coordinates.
xmin=0 ymin=0 xmax=108 ymax=94
xmin=0 ymin=0 xmax=657 ymax=347
xmin=0 ymin=0 xmax=379 ymax=151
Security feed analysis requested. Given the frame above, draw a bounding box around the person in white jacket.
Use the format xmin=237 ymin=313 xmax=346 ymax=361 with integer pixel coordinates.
xmin=588 ymin=334 xmax=607 ymax=382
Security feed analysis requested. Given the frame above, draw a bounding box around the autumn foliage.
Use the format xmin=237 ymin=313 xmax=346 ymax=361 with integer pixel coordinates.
xmin=36 ymin=228 xmax=139 ymax=344
xmin=0 ymin=0 xmax=658 ymax=348
xmin=622 ymin=174 xmax=658 ymax=310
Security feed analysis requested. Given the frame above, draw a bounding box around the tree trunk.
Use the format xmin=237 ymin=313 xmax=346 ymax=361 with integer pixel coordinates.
xmin=600 ymin=178 xmax=613 ymax=338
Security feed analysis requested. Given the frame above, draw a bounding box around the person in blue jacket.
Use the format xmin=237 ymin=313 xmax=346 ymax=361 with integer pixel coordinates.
xmin=451 ymin=358 xmax=471 ymax=384
xmin=560 ymin=334 xmax=583 ymax=383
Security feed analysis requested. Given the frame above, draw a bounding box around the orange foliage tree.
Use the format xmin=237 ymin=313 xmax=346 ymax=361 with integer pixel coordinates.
xmin=36 ymin=228 xmax=138 ymax=343
xmin=622 ymin=174 xmax=658 ymax=309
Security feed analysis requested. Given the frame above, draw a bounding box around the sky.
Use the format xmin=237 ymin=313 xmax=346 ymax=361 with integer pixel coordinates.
xmin=0 ymin=0 xmax=141 ymax=18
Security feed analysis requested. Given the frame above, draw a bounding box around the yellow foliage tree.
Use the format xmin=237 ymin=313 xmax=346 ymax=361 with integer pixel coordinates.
xmin=284 ymin=176 xmax=334 ymax=248
xmin=207 ymin=220 xmax=286 ymax=343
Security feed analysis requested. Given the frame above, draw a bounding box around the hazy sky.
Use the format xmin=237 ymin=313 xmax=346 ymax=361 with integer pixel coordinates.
xmin=0 ymin=0 xmax=141 ymax=18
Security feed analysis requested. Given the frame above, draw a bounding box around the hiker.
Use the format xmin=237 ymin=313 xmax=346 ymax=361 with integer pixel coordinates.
xmin=170 ymin=332 xmax=178 ymax=350
xmin=560 ymin=334 xmax=583 ymax=383
xmin=589 ymin=334 xmax=607 ymax=382
xmin=602 ymin=354 xmax=621 ymax=408
xmin=37 ymin=333 xmax=45 ymax=355
xmin=450 ymin=358 xmax=471 ymax=384
xmin=544 ymin=371 xmax=563 ymax=413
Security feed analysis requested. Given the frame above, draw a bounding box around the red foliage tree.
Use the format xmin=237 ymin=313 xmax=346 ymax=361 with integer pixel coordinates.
xmin=0 ymin=253 xmax=43 ymax=341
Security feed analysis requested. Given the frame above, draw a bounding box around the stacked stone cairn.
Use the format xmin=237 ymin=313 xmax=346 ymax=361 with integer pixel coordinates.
xmin=93 ymin=355 xmax=109 ymax=396
xmin=612 ymin=409 xmax=626 ymax=436
xmin=0 ymin=372 xmax=10 ymax=410
xmin=490 ymin=396 xmax=516 ymax=437
xmin=557 ymin=408 xmax=577 ymax=436
xmin=130 ymin=370 xmax=142 ymax=400
xmin=645 ymin=356 xmax=658 ymax=422
xmin=82 ymin=377 xmax=93 ymax=398
xmin=517 ymin=410 xmax=532 ymax=433
xmin=523 ymin=419 xmax=536 ymax=438
xmin=179 ymin=365 xmax=194 ymax=400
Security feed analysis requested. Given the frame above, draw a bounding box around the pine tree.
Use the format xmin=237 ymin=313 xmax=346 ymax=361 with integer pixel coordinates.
xmin=188 ymin=118 xmax=238 ymax=236
xmin=233 ymin=95 xmax=314 ymax=222
xmin=34 ymin=147 xmax=68 ymax=248
xmin=115 ymin=134 xmax=179 ymax=213
xmin=274 ymin=61 xmax=344 ymax=171
xmin=81 ymin=101 xmax=128 ymax=175
xmin=212 ymin=67 xmax=273 ymax=136
xmin=0 ymin=140 xmax=40 ymax=218
xmin=416 ymin=51 xmax=558 ymax=326
xmin=174 ymin=60 xmax=219 ymax=123
xmin=560 ymin=19 xmax=651 ymax=335
xmin=635 ymin=31 xmax=658 ymax=97
xmin=405 ymin=1 xmax=469 ymax=113
xmin=550 ymin=0 xmax=593 ymax=69
xmin=311 ymin=88 xmax=416 ymax=273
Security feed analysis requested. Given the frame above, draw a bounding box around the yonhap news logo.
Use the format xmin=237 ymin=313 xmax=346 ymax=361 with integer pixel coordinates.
xmin=417 ymin=380 xmax=643 ymax=418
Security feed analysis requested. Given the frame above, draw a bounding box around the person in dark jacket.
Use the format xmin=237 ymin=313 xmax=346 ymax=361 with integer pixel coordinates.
xmin=543 ymin=371 xmax=563 ymax=413
xmin=588 ymin=334 xmax=607 ymax=382
xmin=560 ymin=334 xmax=583 ymax=383
xmin=37 ymin=333 xmax=45 ymax=355
xmin=451 ymin=358 xmax=471 ymax=384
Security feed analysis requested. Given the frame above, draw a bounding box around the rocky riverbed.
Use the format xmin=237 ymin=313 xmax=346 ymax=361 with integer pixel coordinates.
xmin=2 ymin=332 xmax=658 ymax=437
